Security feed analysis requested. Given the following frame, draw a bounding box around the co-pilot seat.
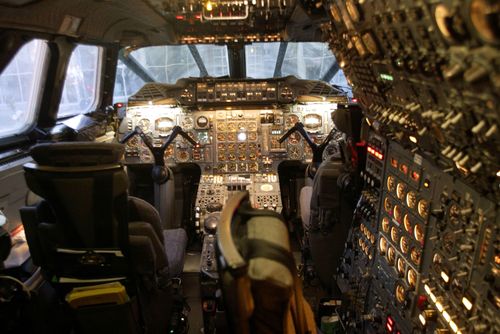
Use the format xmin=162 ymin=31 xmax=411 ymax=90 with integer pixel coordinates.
xmin=217 ymin=192 xmax=316 ymax=334
xmin=20 ymin=142 xmax=187 ymax=334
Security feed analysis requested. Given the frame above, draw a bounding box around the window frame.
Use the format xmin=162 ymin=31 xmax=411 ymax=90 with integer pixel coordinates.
xmin=56 ymin=44 xmax=104 ymax=119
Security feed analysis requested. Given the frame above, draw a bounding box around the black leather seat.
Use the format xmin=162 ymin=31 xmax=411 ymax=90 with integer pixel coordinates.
xmin=20 ymin=142 xmax=187 ymax=334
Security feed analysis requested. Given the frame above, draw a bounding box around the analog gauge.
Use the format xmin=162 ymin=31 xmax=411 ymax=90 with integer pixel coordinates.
xmin=323 ymin=142 xmax=341 ymax=160
xmin=442 ymin=231 xmax=455 ymax=254
xmin=288 ymin=145 xmax=302 ymax=160
xmin=400 ymin=236 xmax=409 ymax=254
xmin=396 ymin=183 xmax=406 ymax=200
xmin=370 ymin=232 xmax=376 ymax=244
xmin=176 ymin=149 xmax=189 ymax=162
xmin=218 ymin=152 xmax=226 ymax=161
xmin=285 ymin=114 xmax=300 ymax=127
xmin=181 ymin=116 xmax=194 ymax=130
xmin=382 ymin=217 xmax=390 ymax=233
xmin=140 ymin=148 xmax=152 ymax=163
xmin=164 ymin=146 xmax=174 ymax=159
xmin=387 ymin=175 xmax=396 ymax=192
xmin=407 ymin=268 xmax=417 ymax=289
xmin=397 ymin=258 xmax=405 ymax=277
xmin=387 ymin=246 xmax=396 ymax=265
xmin=138 ymin=118 xmax=151 ymax=132
xmin=288 ymin=132 xmax=301 ymax=145
xmin=238 ymin=153 xmax=246 ymax=161
xmin=399 ymin=163 xmax=408 ymax=175
xmin=217 ymin=122 xmax=226 ymax=131
xmin=248 ymin=152 xmax=257 ymax=161
xmin=227 ymin=163 xmax=236 ymax=172
xmin=384 ymin=197 xmax=392 ymax=213
xmin=432 ymin=253 xmax=442 ymax=273
xmin=395 ymin=284 xmax=406 ymax=304
xmin=227 ymin=133 xmax=236 ymax=141
xmin=346 ymin=0 xmax=362 ymax=22
xmin=393 ymin=205 xmax=402 ymax=222
xmin=217 ymin=163 xmax=226 ymax=172
xmin=248 ymin=143 xmax=257 ymax=151
xmin=418 ymin=199 xmax=429 ymax=219
xmin=391 ymin=227 xmax=399 ymax=243
xmin=330 ymin=4 xmax=342 ymax=23
xmin=434 ymin=4 xmax=454 ymax=40
xmin=217 ymin=133 xmax=226 ymax=141
xmin=238 ymin=163 xmax=247 ymax=172
xmin=155 ymin=117 xmax=174 ymax=134
xmin=228 ymin=153 xmax=236 ymax=161
xmin=379 ymin=237 xmax=388 ymax=255
xmin=470 ymin=0 xmax=500 ymax=44
xmin=410 ymin=247 xmax=422 ymax=266
xmin=248 ymin=162 xmax=259 ymax=172
xmin=406 ymin=191 xmax=417 ymax=209
xmin=414 ymin=224 xmax=424 ymax=244
xmin=196 ymin=116 xmax=209 ymax=129
xmin=227 ymin=123 xmax=237 ymax=132
xmin=404 ymin=214 xmax=412 ymax=233
xmin=362 ymin=32 xmax=379 ymax=55
xmin=126 ymin=136 xmax=139 ymax=148
xmin=247 ymin=122 xmax=257 ymax=131
xmin=217 ymin=143 xmax=226 ymax=150
xmin=303 ymin=114 xmax=322 ymax=131
xmin=248 ymin=132 xmax=257 ymax=141
xmin=238 ymin=143 xmax=246 ymax=151
xmin=237 ymin=122 xmax=246 ymax=130
xmin=227 ymin=143 xmax=236 ymax=150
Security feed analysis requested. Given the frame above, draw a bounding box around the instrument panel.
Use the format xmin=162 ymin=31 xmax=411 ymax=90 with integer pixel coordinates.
xmin=121 ymin=103 xmax=340 ymax=173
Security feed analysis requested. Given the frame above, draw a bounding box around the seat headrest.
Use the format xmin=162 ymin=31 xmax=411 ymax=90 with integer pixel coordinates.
xmin=30 ymin=142 xmax=124 ymax=167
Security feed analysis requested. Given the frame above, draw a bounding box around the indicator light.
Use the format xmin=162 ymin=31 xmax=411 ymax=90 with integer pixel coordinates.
xmin=429 ymin=292 xmax=436 ymax=303
xmin=461 ymin=296 xmax=473 ymax=311
xmin=449 ymin=320 xmax=458 ymax=333
xmin=175 ymin=15 xmax=185 ymax=20
xmin=206 ymin=1 xmax=213 ymax=11
xmin=435 ymin=301 xmax=443 ymax=312
xmin=442 ymin=311 xmax=451 ymax=322
xmin=424 ymin=284 xmax=431 ymax=295
xmin=440 ymin=271 xmax=450 ymax=283
xmin=409 ymin=135 xmax=418 ymax=143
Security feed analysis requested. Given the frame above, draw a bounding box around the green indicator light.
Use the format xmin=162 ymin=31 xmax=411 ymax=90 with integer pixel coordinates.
xmin=380 ymin=73 xmax=394 ymax=81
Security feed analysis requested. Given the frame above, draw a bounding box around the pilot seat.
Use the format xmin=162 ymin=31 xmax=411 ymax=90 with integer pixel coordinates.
xmin=19 ymin=142 xmax=187 ymax=334
xmin=217 ymin=192 xmax=316 ymax=334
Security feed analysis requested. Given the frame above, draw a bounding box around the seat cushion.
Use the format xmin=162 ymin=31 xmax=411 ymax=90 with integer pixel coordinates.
xmin=299 ymin=186 xmax=312 ymax=230
xmin=163 ymin=228 xmax=188 ymax=278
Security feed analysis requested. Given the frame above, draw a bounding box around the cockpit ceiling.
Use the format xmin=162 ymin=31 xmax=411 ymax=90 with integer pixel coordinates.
xmin=0 ymin=0 xmax=325 ymax=46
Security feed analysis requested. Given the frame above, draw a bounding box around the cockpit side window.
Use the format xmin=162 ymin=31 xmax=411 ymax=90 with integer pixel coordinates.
xmin=57 ymin=44 xmax=102 ymax=118
xmin=0 ymin=39 xmax=48 ymax=139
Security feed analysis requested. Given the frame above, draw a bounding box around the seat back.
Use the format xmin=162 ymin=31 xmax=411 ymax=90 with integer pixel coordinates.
xmin=20 ymin=142 xmax=177 ymax=334
xmin=217 ymin=192 xmax=316 ymax=334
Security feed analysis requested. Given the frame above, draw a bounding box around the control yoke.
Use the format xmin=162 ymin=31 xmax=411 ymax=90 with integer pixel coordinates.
xmin=278 ymin=122 xmax=338 ymax=164
xmin=121 ymin=125 xmax=199 ymax=184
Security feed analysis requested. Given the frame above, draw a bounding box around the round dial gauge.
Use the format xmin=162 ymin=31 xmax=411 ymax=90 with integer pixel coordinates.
xmin=288 ymin=132 xmax=301 ymax=145
xmin=217 ymin=163 xmax=226 ymax=172
xmin=196 ymin=116 xmax=209 ymax=128
xmin=379 ymin=237 xmax=388 ymax=255
xmin=176 ymin=149 xmax=189 ymax=162
xmin=410 ymin=247 xmax=422 ymax=266
xmin=248 ymin=152 xmax=257 ymax=161
xmin=406 ymin=191 xmax=417 ymax=209
xmin=395 ymin=284 xmax=406 ymax=304
xmin=227 ymin=153 xmax=236 ymax=161
xmin=155 ymin=117 xmax=174 ymax=133
xmin=138 ymin=118 xmax=151 ymax=132
xmin=227 ymin=163 xmax=236 ymax=172
xmin=227 ymin=123 xmax=237 ymax=132
xmin=218 ymin=152 xmax=226 ymax=161
xmin=247 ymin=122 xmax=257 ymax=131
xmin=414 ymin=224 xmax=424 ymax=243
xmin=227 ymin=133 xmax=236 ymax=141
xmin=285 ymin=114 xmax=300 ymax=127
xmin=238 ymin=153 xmax=246 ymax=161
xmin=217 ymin=122 xmax=226 ymax=132
xmin=248 ymin=162 xmax=259 ymax=172
xmin=391 ymin=227 xmax=399 ymax=243
xmin=393 ymin=205 xmax=402 ymax=222
xmin=248 ymin=132 xmax=257 ymax=141
xmin=303 ymin=114 xmax=322 ymax=131
xmin=323 ymin=142 xmax=341 ymax=160
xmin=397 ymin=258 xmax=405 ymax=277
xmin=418 ymin=199 xmax=429 ymax=219
xmin=288 ymin=145 xmax=302 ymax=160
xmin=163 ymin=146 xmax=174 ymax=159
xmin=396 ymin=183 xmax=406 ymax=200
xmin=387 ymin=246 xmax=396 ymax=265
xmin=384 ymin=197 xmax=392 ymax=213
xmin=181 ymin=116 xmax=194 ymax=130
xmin=400 ymin=236 xmax=409 ymax=254
xmin=387 ymin=175 xmax=396 ymax=192
xmin=382 ymin=217 xmax=390 ymax=233
xmin=217 ymin=133 xmax=226 ymax=141
xmin=404 ymin=214 xmax=412 ymax=233
xmin=238 ymin=143 xmax=246 ymax=151
xmin=217 ymin=143 xmax=226 ymax=150
xmin=407 ymin=268 xmax=417 ymax=289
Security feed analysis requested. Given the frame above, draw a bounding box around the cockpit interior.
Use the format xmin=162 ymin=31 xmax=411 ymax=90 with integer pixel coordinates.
xmin=0 ymin=1 xmax=498 ymax=334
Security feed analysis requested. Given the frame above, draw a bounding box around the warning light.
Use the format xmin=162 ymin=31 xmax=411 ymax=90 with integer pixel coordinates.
xmin=352 ymin=98 xmax=358 ymax=103
xmin=176 ymin=15 xmax=185 ymax=20
xmin=440 ymin=271 xmax=450 ymax=283
xmin=409 ymin=135 xmax=418 ymax=143
xmin=206 ymin=1 xmax=213 ymax=11
xmin=462 ymin=296 xmax=473 ymax=311
xmin=195 ymin=14 xmax=202 ymax=19
xmin=116 ymin=102 xmax=124 ymax=108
